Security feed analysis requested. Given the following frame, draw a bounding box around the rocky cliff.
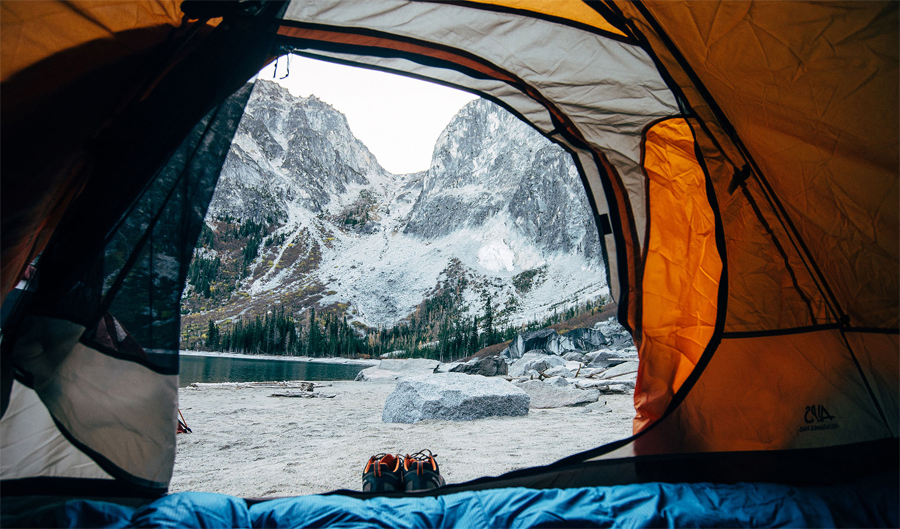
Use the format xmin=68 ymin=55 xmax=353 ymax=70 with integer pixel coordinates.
xmin=406 ymin=98 xmax=600 ymax=262
xmin=210 ymin=80 xmax=388 ymax=222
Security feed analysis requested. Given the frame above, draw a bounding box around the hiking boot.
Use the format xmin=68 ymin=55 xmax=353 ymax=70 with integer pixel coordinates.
xmin=402 ymin=449 xmax=446 ymax=492
xmin=362 ymin=453 xmax=402 ymax=492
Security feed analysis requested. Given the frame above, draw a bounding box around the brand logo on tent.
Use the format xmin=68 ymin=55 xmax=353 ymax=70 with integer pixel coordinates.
xmin=799 ymin=404 xmax=839 ymax=433
xmin=804 ymin=404 xmax=835 ymax=423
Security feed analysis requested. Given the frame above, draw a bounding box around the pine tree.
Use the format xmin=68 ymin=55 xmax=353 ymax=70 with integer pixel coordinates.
xmin=307 ymin=307 xmax=320 ymax=357
xmin=438 ymin=319 xmax=450 ymax=363
xmin=482 ymin=295 xmax=494 ymax=348
xmin=468 ymin=316 xmax=479 ymax=356
xmin=206 ymin=319 xmax=219 ymax=350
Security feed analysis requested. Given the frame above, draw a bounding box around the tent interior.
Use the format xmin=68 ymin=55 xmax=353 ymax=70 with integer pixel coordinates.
xmin=1 ymin=0 xmax=897 ymax=526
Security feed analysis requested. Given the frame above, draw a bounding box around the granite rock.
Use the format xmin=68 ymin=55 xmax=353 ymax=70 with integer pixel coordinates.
xmin=542 ymin=365 xmax=574 ymax=379
xmin=449 ymin=355 xmax=508 ymax=377
xmin=382 ymin=373 xmax=530 ymax=423
xmin=355 ymin=359 xmax=440 ymax=382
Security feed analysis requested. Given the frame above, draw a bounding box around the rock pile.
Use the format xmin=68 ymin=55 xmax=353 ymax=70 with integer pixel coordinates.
xmin=364 ymin=317 xmax=638 ymax=413
xmin=499 ymin=317 xmax=635 ymax=362
xmin=508 ymin=353 xmax=566 ymax=377
xmin=483 ymin=317 xmax=638 ymax=408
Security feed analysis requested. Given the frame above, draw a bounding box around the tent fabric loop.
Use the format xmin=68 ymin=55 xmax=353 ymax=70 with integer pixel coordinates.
xmin=726 ymin=164 xmax=751 ymax=195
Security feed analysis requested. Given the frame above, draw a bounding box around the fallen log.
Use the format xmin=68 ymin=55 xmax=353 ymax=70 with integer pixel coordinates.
xmin=268 ymin=392 xmax=335 ymax=399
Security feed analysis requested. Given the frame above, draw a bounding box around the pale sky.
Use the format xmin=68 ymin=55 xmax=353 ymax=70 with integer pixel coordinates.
xmin=257 ymin=55 xmax=478 ymax=175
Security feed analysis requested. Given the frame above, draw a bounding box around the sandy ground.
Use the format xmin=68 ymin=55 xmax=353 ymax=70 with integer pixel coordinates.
xmin=170 ymin=380 xmax=635 ymax=498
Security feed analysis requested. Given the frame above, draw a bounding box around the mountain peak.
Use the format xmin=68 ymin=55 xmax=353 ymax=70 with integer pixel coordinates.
xmin=207 ymin=79 xmax=386 ymax=222
xmin=407 ymin=99 xmax=601 ymax=264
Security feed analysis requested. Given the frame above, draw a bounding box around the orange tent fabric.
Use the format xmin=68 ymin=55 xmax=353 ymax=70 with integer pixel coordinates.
xmin=615 ymin=1 xmax=899 ymax=331
xmin=635 ymin=117 xmax=722 ymax=432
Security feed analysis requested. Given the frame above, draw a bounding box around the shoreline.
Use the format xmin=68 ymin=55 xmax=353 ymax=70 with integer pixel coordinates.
xmin=180 ymin=350 xmax=379 ymax=366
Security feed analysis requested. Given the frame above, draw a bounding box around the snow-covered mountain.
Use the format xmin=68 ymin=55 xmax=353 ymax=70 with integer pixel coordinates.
xmin=182 ymin=79 xmax=608 ymax=338
xmin=405 ymin=99 xmax=600 ymax=263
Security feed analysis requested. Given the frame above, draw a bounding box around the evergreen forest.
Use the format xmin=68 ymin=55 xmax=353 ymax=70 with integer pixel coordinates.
xmin=201 ymin=297 xmax=607 ymax=362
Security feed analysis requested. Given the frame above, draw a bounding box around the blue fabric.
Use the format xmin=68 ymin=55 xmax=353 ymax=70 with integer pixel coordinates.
xmin=249 ymin=475 xmax=898 ymax=529
xmin=3 ymin=499 xmax=135 ymax=528
xmin=808 ymin=471 xmax=899 ymax=528
xmin=6 ymin=474 xmax=897 ymax=528
xmin=131 ymin=492 xmax=251 ymax=528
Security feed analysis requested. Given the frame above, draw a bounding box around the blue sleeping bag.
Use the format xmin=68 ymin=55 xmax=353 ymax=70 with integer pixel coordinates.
xmin=5 ymin=473 xmax=897 ymax=528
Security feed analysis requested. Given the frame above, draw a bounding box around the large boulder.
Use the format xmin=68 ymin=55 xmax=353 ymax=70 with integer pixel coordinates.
xmin=585 ymin=352 xmax=629 ymax=369
xmin=597 ymin=361 xmax=639 ymax=379
xmin=449 ymin=355 xmax=508 ymax=376
xmin=355 ymin=358 xmax=440 ymax=382
xmin=583 ymin=351 xmax=604 ymax=364
xmin=508 ymin=353 xmax=566 ymax=377
xmin=517 ymin=380 xmax=600 ymax=408
xmin=542 ymin=365 xmax=574 ymax=379
xmin=565 ymin=328 xmax=607 ymax=351
xmin=503 ymin=329 xmax=575 ymax=360
xmin=544 ymin=376 xmax=571 ymax=387
xmin=382 ymin=373 xmax=529 ymax=423
xmin=593 ymin=318 xmax=635 ymax=351
xmin=562 ymin=352 xmax=585 ymax=362
xmin=608 ymin=335 xmax=636 ymax=351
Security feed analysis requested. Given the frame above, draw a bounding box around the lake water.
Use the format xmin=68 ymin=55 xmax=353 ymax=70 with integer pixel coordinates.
xmin=179 ymin=355 xmax=367 ymax=387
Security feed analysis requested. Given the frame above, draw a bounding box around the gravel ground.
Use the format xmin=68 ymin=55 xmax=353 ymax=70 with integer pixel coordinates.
xmin=170 ymin=380 xmax=635 ymax=498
